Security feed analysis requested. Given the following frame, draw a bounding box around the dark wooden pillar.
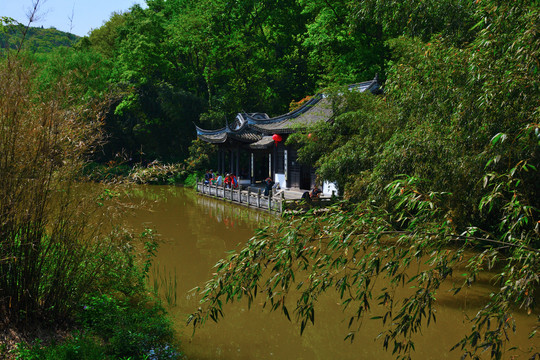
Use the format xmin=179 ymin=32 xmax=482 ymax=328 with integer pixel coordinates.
xmin=222 ymin=150 xmax=226 ymax=174
xmin=235 ymin=149 xmax=239 ymax=176
xmin=217 ymin=149 xmax=221 ymax=174
xmin=229 ymin=149 xmax=233 ymax=174
xmin=221 ymin=149 xmax=225 ymax=174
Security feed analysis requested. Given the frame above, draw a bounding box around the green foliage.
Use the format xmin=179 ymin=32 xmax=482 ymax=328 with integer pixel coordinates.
xmin=0 ymin=0 xmax=485 ymax=166
xmin=150 ymin=264 xmax=178 ymax=307
xmin=17 ymin=0 xmax=404 ymax=164
xmin=11 ymin=227 xmax=180 ymax=360
xmin=77 ymin=294 xmax=179 ymax=360
xmin=103 ymin=80 xmax=205 ymax=163
xmin=53 ymin=3 xmax=210 ymax=163
xmin=198 ymin=109 xmax=227 ymax=129
xmin=184 ymin=139 xmax=217 ymax=173
xmin=83 ymin=12 xmax=128 ymax=57
xmin=128 ymin=162 xmax=186 ymax=185
xmin=15 ymin=336 xmax=105 ymax=360
xmin=82 ymin=0 xmax=371 ymax=163
xmin=289 ymin=0 xmax=539 ymax=230
xmin=166 ymin=0 xmax=315 ymax=114
xmin=300 ymin=0 xmax=385 ymax=85
xmin=34 ymin=46 xmax=112 ymax=102
xmin=288 ymin=89 xmax=400 ymax=195
xmin=352 ymin=0 xmax=478 ymax=44
xmin=0 ymin=25 xmax=174 ymax=340
xmin=377 ymin=0 xmax=538 ymax=230
xmin=183 ymin=173 xmax=200 ymax=188
xmin=0 ymin=24 xmax=79 ymax=53
xmin=13 ymin=293 xmax=180 ymax=360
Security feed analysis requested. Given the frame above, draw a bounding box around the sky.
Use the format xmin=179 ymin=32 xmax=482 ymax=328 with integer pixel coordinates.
xmin=0 ymin=0 xmax=147 ymax=37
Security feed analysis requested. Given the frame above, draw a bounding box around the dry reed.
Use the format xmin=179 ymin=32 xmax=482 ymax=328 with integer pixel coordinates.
xmin=0 ymin=53 xmax=127 ymax=325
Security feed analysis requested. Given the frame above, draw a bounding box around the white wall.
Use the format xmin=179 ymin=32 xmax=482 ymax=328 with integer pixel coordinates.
xmin=275 ymin=173 xmax=286 ymax=189
xmin=323 ymin=181 xmax=338 ymax=196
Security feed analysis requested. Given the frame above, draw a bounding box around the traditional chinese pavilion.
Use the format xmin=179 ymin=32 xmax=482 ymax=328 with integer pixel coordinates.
xmin=195 ymin=77 xmax=381 ymax=195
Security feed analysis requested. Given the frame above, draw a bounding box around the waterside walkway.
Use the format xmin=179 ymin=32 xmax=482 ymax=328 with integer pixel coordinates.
xmin=196 ymin=181 xmax=336 ymax=214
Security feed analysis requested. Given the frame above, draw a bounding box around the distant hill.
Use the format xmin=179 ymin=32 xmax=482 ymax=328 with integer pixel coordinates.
xmin=0 ymin=24 xmax=79 ymax=53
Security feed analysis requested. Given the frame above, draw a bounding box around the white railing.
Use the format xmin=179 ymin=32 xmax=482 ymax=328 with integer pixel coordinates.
xmin=196 ymin=182 xmax=285 ymax=213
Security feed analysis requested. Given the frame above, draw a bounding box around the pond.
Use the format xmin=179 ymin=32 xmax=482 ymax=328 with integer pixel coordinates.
xmin=124 ymin=186 xmax=537 ymax=360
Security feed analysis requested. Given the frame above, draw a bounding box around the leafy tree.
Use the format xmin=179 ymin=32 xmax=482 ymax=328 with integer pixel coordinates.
xmin=352 ymin=0 xmax=477 ymax=44
xmin=167 ymin=0 xmax=314 ymax=115
xmin=90 ymin=3 xmax=207 ymax=163
xmin=34 ymin=47 xmax=112 ymax=102
xmin=83 ymin=11 xmax=128 ymax=58
xmin=184 ymin=138 xmax=217 ymax=173
xmin=0 ymin=23 xmax=79 ymax=53
xmin=300 ymin=0 xmax=386 ymax=85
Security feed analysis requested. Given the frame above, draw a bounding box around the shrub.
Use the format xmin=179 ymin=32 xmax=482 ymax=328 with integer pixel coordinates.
xmin=182 ymin=172 xmax=200 ymax=188
xmin=184 ymin=139 xmax=216 ymax=173
xmin=13 ymin=294 xmax=181 ymax=360
xmin=128 ymin=162 xmax=186 ymax=185
xmin=15 ymin=337 xmax=105 ymax=360
xmin=77 ymin=294 xmax=179 ymax=360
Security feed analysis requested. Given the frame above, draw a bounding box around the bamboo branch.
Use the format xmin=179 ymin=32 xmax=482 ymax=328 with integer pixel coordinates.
xmin=16 ymin=0 xmax=42 ymax=56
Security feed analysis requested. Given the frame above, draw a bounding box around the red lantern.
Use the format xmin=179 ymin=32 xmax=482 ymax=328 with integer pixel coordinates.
xmin=272 ymin=134 xmax=282 ymax=146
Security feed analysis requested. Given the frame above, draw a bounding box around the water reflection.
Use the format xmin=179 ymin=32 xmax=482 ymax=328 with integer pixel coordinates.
xmin=123 ymin=186 xmax=538 ymax=360
xmin=196 ymin=195 xmax=272 ymax=228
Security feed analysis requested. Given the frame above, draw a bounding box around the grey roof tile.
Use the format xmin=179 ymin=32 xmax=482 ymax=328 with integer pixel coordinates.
xmin=195 ymin=77 xmax=381 ymax=144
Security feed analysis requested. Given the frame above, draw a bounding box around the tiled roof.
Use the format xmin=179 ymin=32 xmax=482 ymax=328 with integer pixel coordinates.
xmin=245 ymin=78 xmax=380 ymax=128
xmin=197 ymin=132 xmax=228 ymax=143
xmin=228 ymin=128 xmax=261 ymax=142
xmin=195 ymin=76 xmax=381 ymax=145
xmin=250 ymin=97 xmax=332 ymax=134
xmin=249 ymin=136 xmax=275 ymax=149
xmin=195 ymin=123 xmax=261 ymax=144
xmin=195 ymin=124 xmax=228 ymax=143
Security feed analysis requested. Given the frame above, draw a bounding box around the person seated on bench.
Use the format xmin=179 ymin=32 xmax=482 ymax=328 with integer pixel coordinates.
xmin=310 ymin=185 xmax=322 ymax=200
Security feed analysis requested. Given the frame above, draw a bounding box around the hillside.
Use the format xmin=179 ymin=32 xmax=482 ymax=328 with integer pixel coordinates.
xmin=0 ymin=24 xmax=78 ymax=53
